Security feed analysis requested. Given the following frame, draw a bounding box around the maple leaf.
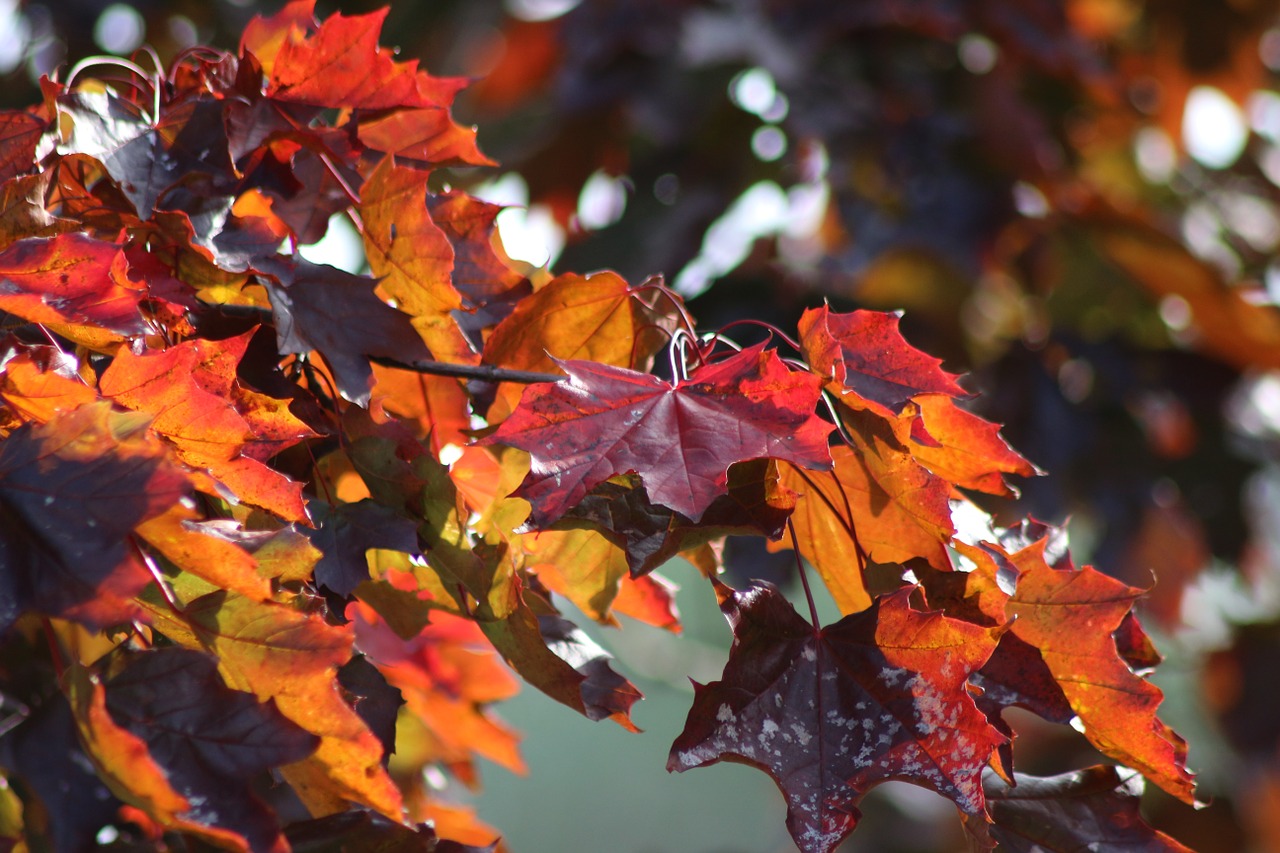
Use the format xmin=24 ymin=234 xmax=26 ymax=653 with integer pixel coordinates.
xmin=480 ymin=270 xmax=674 ymax=421
xmin=352 ymin=603 xmax=524 ymax=781
xmin=265 ymin=259 xmax=435 ymax=404
xmin=139 ymin=587 xmax=406 ymax=820
xmin=919 ymin=538 xmax=1195 ymax=803
xmin=98 ymin=332 xmax=314 ymax=522
xmin=668 ymin=583 xmax=1004 ymax=853
xmin=0 ymin=233 xmax=147 ymax=334
xmin=0 ymin=173 xmax=78 ymax=251
xmin=487 ymin=343 xmax=834 ymax=528
xmin=0 ymin=402 xmax=187 ymax=631
xmin=257 ymin=3 xmax=450 ymax=111
xmin=336 ymin=655 xmax=405 ymax=767
xmin=306 ymin=498 xmax=421 ymax=596
xmin=359 ymin=158 xmax=474 ymax=362
xmin=58 ymin=90 xmax=234 ymax=221
xmin=772 ymin=412 xmax=955 ymax=614
xmin=798 ymin=305 xmax=966 ymax=417
xmin=0 ymin=111 xmax=43 ymax=183
xmin=904 ymin=395 xmax=1040 ymax=497
xmin=478 ymin=578 xmax=643 ymax=729
xmin=0 ymin=342 xmax=97 ymax=424
xmin=102 ymin=648 xmax=321 ymax=852
xmin=983 ymin=765 xmax=1193 ymax=852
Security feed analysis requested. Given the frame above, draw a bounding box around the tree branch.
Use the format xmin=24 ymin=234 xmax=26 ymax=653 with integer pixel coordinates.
xmin=204 ymin=302 xmax=563 ymax=385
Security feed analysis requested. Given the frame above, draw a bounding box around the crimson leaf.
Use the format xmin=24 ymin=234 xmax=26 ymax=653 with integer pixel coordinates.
xmin=488 ymin=343 xmax=833 ymax=528
xmin=668 ymin=583 xmax=1004 ymax=853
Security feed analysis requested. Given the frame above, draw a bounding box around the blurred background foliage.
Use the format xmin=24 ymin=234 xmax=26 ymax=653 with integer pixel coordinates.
xmin=11 ymin=0 xmax=1280 ymax=849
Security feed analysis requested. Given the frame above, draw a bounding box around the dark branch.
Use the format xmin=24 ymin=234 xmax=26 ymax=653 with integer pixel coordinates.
xmin=367 ymin=356 xmax=562 ymax=385
xmin=202 ymin=302 xmax=563 ymax=385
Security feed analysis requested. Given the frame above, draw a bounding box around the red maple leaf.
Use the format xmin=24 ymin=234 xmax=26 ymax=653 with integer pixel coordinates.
xmin=668 ymin=583 xmax=1004 ymax=853
xmin=798 ymin=305 xmax=966 ymax=416
xmin=487 ymin=343 xmax=833 ymax=528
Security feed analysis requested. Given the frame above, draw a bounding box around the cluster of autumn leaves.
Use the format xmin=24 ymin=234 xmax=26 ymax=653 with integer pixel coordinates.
xmin=0 ymin=2 xmax=1194 ymax=851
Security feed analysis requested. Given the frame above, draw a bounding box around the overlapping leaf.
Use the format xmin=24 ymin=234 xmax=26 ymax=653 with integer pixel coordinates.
xmin=140 ymin=587 xmax=405 ymax=821
xmin=982 ymin=765 xmax=1193 ymax=852
xmin=480 ymin=271 xmax=673 ymax=420
xmin=96 ymin=649 xmax=320 ymax=852
xmin=919 ymin=537 xmax=1195 ymax=803
xmin=488 ymin=343 xmax=833 ymax=528
xmin=0 ymin=234 xmax=146 ymax=334
xmin=0 ymin=402 xmax=187 ymax=631
xmin=798 ymin=305 xmax=966 ymax=417
xmin=98 ymin=332 xmax=314 ymax=521
xmin=669 ymin=583 xmax=1004 ymax=853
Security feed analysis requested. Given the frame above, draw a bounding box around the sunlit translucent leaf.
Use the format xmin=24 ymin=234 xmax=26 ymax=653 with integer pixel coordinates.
xmin=0 ymin=111 xmax=43 ymax=183
xmin=905 ymin=395 xmax=1040 ymax=497
xmin=481 ymin=270 xmax=671 ymax=421
xmin=0 ymin=402 xmax=187 ymax=630
xmin=0 ymin=234 xmax=145 ymax=334
xmin=798 ymin=305 xmax=966 ymax=417
xmin=921 ymin=538 xmax=1195 ymax=803
xmin=98 ymin=332 xmax=313 ymax=521
xmin=352 ymin=603 xmax=523 ymax=781
xmin=489 ymin=344 xmax=833 ymax=527
xmin=669 ymin=583 xmax=1003 ymax=853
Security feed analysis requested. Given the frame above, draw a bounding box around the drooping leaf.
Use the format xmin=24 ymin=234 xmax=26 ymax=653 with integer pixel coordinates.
xmin=336 ymin=655 xmax=405 ymax=767
xmin=134 ymin=504 xmax=272 ymax=601
xmin=668 ymin=583 xmax=1004 ymax=853
xmin=0 ymin=402 xmax=187 ymax=631
xmin=798 ymin=305 xmax=966 ymax=416
xmin=306 ymin=498 xmax=421 ymax=596
xmin=98 ymin=332 xmax=313 ymax=521
xmin=478 ymin=578 xmax=643 ymax=730
xmin=359 ymin=158 xmax=466 ymax=360
xmin=103 ymin=647 xmax=320 ymax=852
xmin=983 ymin=765 xmax=1193 ymax=852
xmin=772 ymin=421 xmax=955 ymax=614
xmin=488 ymin=343 xmax=833 ymax=528
xmin=0 ymin=233 xmax=146 ymax=334
xmin=267 ymin=259 xmax=437 ymax=406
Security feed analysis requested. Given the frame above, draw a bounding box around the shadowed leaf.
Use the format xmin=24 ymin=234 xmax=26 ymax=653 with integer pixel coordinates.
xmin=0 ymin=402 xmax=187 ymax=631
xmin=669 ymin=584 xmax=1003 ymax=853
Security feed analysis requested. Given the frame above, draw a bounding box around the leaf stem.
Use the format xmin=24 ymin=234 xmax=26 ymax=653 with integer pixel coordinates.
xmin=787 ymin=520 xmax=822 ymax=631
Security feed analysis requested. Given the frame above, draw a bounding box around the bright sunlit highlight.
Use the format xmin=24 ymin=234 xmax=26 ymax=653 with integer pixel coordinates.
xmin=1183 ymin=86 xmax=1247 ymax=169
